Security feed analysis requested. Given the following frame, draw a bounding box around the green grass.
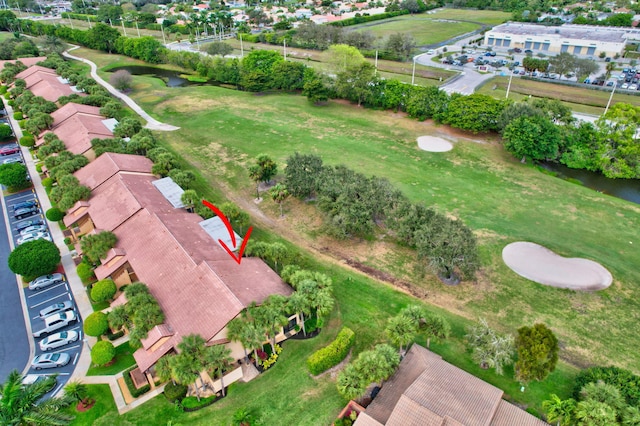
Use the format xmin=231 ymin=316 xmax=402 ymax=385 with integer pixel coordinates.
xmin=349 ymin=15 xmax=481 ymax=46
xmin=65 ymin=49 xmax=640 ymax=424
xmin=86 ymin=342 xmax=136 ymax=376
xmin=67 ymin=384 xmax=117 ymax=426
xmin=477 ymin=76 xmax=640 ymax=115
xmin=428 ymin=8 xmax=512 ymax=25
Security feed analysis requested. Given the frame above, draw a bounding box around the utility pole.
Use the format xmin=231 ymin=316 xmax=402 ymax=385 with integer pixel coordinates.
xmin=506 ymin=68 xmax=515 ymax=99
xmin=135 ymin=19 xmax=140 ymax=37
xmin=121 ymin=19 xmax=127 ymax=36
xmin=160 ymin=23 xmax=166 ymax=45
xmin=375 ymin=50 xmax=378 ymax=76
xmin=240 ymin=32 xmax=244 ymax=58
xmin=411 ymin=57 xmax=416 ymax=85
xmin=604 ymin=80 xmax=617 ymax=116
xmin=283 ymin=38 xmax=286 ymax=60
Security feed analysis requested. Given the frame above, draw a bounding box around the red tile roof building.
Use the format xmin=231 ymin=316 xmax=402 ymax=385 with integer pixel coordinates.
xmin=0 ymin=56 xmax=47 ymax=71
xmin=37 ymin=103 xmax=114 ymax=158
xmin=15 ymin=65 xmax=81 ymax=102
xmin=65 ymin=153 xmax=292 ymax=371
xmin=355 ymin=345 xmax=548 ymax=426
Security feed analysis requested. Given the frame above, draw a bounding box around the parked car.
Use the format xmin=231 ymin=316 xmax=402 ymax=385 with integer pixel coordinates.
xmin=0 ymin=145 xmax=19 ymax=155
xmin=524 ymin=49 xmax=533 ymax=54
xmin=426 ymin=49 xmax=435 ymax=55
xmin=33 ymin=311 xmax=77 ymax=338
xmin=17 ymin=231 xmax=51 ymax=245
xmin=621 ymin=83 xmax=629 ymax=89
xmin=605 ymin=57 xmax=611 ymax=62
xmin=3 ymin=156 xmax=23 ymax=165
xmin=31 ymin=352 xmax=71 ymax=370
xmin=19 ymin=225 xmax=47 ymax=236
xmin=39 ymin=330 xmax=79 ymax=351
xmin=12 ymin=200 xmax=37 ymax=210
xmin=513 ymin=47 xmax=522 ymax=53
xmin=39 ymin=300 xmax=73 ymax=318
xmin=22 ymin=374 xmax=57 ymax=391
xmin=14 ymin=206 xmax=38 ymax=220
xmin=629 ymin=84 xmax=638 ymax=91
xmin=16 ymin=219 xmax=44 ymax=233
xmin=583 ymin=78 xmax=591 ymax=84
xmin=29 ymin=273 xmax=64 ymax=291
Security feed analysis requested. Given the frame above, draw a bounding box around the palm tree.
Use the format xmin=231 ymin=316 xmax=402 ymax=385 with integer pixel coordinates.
xmin=176 ymin=334 xmax=207 ymax=394
xmin=181 ymin=189 xmax=199 ymax=213
xmin=204 ymin=345 xmax=233 ymax=397
xmin=543 ymin=394 xmax=576 ymax=426
xmin=41 ymin=35 xmax=66 ymax=54
xmin=155 ymin=354 xmax=175 ymax=385
xmin=580 ymin=381 xmax=625 ymax=411
xmin=385 ymin=314 xmax=417 ymax=354
xmin=287 ymin=292 xmax=311 ymax=336
xmin=64 ymin=380 xmax=89 ymax=408
xmin=0 ymin=370 xmax=75 ymax=425
xmin=170 ymin=352 xmax=201 ymax=401
xmin=623 ymin=406 xmax=640 ymax=426
xmin=227 ymin=315 xmax=264 ymax=363
xmin=423 ymin=314 xmax=451 ymax=349
xmin=269 ymin=183 xmax=290 ymax=217
xmin=574 ymin=399 xmax=617 ymax=426
xmin=253 ymin=295 xmax=289 ymax=352
xmin=336 ymin=364 xmax=367 ymax=400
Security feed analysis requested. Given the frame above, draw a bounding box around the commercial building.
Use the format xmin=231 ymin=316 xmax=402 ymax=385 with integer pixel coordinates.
xmin=484 ymin=22 xmax=633 ymax=57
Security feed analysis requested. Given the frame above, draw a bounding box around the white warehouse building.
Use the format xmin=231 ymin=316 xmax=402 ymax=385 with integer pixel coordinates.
xmin=484 ymin=23 xmax=632 ymax=57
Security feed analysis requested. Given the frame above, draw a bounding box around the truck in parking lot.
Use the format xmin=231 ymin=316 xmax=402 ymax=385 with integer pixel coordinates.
xmin=33 ymin=311 xmax=77 ymax=338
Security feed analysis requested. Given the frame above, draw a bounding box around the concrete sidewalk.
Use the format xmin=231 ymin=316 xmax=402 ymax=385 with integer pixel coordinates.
xmin=62 ymin=46 xmax=180 ymax=132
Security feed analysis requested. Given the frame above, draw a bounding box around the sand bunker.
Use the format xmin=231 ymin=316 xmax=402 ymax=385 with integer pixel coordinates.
xmin=502 ymin=242 xmax=612 ymax=291
xmin=417 ymin=136 xmax=453 ymax=152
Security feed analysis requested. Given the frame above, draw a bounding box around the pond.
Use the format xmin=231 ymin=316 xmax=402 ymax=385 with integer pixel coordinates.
xmin=107 ymin=65 xmax=204 ymax=87
xmin=541 ymin=162 xmax=640 ymax=205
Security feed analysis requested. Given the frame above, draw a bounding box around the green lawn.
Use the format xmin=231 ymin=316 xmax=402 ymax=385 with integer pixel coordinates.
xmin=349 ymin=15 xmax=481 ymax=46
xmin=87 ymin=342 xmax=136 ymax=376
xmin=428 ymin=8 xmax=513 ymax=25
xmin=65 ymin=49 xmax=640 ymax=424
xmin=66 ymin=384 xmax=117 ymax=426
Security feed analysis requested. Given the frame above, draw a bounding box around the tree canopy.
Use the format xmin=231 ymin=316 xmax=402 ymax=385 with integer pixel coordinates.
xmin=8 ymin=239 xmax=60 ymax=279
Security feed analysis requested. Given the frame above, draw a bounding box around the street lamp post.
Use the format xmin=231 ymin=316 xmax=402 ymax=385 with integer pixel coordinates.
xmin=603 ymin=80 xmax=617 ymax=117
xmin=505 ymin=69 xmax=515 ymax=99
xmin=83 ymin=337 xmax=92 ymax=351
xmin=411 ymin=57 xmax=416 ymax=85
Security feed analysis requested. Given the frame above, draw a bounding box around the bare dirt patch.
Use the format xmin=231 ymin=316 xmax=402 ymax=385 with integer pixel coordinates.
xmin=417 ymin=136 xmax=453 ymax=152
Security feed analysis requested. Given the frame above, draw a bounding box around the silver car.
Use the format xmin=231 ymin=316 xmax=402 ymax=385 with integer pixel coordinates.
xmin=28 ymin=273 xmax=64 ymax=291
xmin=20 ymin=225 xmax=47 ymax=236
xmin=31 ymin=353 xmax=71 ymax=370
xmin=33 ymin=311 xmax=77 ymax=338
xmin=17 ymin=231 xmax=51 ymax=245
xmin=39 ymin=330 xmax=79 ymax=351
xmin=39 ymin=300 xmax=73 ymax=318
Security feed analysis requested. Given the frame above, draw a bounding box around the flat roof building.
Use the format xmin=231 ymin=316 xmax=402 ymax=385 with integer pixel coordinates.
xmin=484 ymin=22 xmax=632 ymax=57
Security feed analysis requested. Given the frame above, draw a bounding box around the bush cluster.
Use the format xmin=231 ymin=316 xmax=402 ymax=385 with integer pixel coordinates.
xmin=84 ymin=312 xmax=109 ymax=337
xmin=8 ymin=239 xmax=60 ymax=278
xmin=90 ymin=279 xmax=117 ymax=303
xmin=76 ymin=262 xmax=94 ymax=284
xmin=45 ymin=207 xmax=65 ymax=222
xmin=307 ymin=327 xmax=355 ymax=375
xmin=181 ymin=395 xmax=217 ymax=412
xmin=573 ymin=366 xmax=640 ymax=407
xmin=90 ymin=341 xmax=115 ymax=366
xmin=164 ymin=382 xmax=188 ymax=403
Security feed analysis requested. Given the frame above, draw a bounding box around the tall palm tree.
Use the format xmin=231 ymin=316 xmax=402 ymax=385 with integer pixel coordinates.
xmin=385 ymin=314 xmax=417 ymax=354
xmin=176 ymin=334 xmax=207 ymax=394
xmin=0 ymin=370 xmax=75 ymax=425
xmin=254 ymin=295 xmax=288 ymax=352
xmin=204 ymin=345 xmax=233 ymax=397
xmin=574 ymin=399 xmax=617 ymax=426
xmin=423 ymin=314 xmax=450 ymax=349
xmin=288 ymin=292 xmax=311 ymax=336
xmin=336 ymin=364 xmax=367 ymax=400
xmin=154 ymin=354 xmax=175 ymax=385
xmin=269 ymin=183 xmax=290 ymax=218
xmin=227 ymin=317 xmax=263 ymax=363
xmin=169 ymin=352 xmax=201 ymax=401
xmin=543 ymin=394 xmax=577 ymax=426
xmin=63 ymin=380 xmax=88 ymax=408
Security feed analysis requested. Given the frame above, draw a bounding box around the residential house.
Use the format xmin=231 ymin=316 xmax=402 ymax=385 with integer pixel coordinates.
xmin=0 ymin=56 xmax=47 ymax=72
xmin=64 ymin=153 xmax=295 ymax=373
xmin=36 ymin=102 xmax=115 ymax=160
xmin=355 ymin=344 xmax=548 ymax=426
xmin=14 ymin=65 xmax=83 ymax=102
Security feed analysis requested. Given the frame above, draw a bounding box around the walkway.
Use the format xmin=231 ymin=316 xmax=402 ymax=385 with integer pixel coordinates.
xmin=62 ymin=46 xmax=180 ymax=132
xmin=79 ymin=374 xmax=166 ymax=414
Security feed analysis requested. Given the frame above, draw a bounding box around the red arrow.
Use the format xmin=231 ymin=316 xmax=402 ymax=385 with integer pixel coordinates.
xmin=202 ymin=200 xmax=253 ymax=265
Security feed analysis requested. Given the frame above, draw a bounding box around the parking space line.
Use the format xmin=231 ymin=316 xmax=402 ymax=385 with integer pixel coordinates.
xmin=52 ymin=383 xmax=63 ymax=396
xmin=29 ymin=292 xmax=68 ymax=307
xmin=7 ymin=193 xmax=36 ymax=204
xmin=47 ymin=344 xmax=81 ymax=356
xmin=73 ymin=353 xmax=79 ymax=365
xmin=26 ymin=283 xmax=66 ymax=299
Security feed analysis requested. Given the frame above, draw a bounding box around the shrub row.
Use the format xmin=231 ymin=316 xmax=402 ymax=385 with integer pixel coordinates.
xmin=307 ymin=327 xmax=355 ymax=375
xmin=164 ymin=382 xmax=188 ymax=403
xmin=181 ymin=395 xmax=217 ymax=412
xmin=329 ymin=10 xmax=409 ymax=27
xmin=123 ymin=365 xmax=151 ymax=398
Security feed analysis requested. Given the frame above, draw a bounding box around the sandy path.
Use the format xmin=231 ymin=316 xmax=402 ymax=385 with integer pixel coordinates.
xmin=502 ymin=242 xmax=612 ymax=291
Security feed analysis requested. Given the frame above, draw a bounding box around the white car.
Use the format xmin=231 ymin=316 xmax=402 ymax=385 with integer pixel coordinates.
xmin=33 ymin=311 xmax=77 ymax=338
xmin=629 ymin=84 xmax=638 ymax=91
xmin=621 ymin=83 xmax=629 ymax=89
xmin=19 ymin=225 xmax=47 ymax=236
xmin=39 ymin=300 xmax=73 ymax=318
xmin=31 ymin=353 xmax=71 ymax=370
xmin=3 ymin=157 xmax=23 ymax=165
xmin=39 ymin=330 xmax=79 ymax=351
xmin=17 ymin=231 xmax=51 ymax=245
xmin=29 ymin=273 xmax=64 ymax=291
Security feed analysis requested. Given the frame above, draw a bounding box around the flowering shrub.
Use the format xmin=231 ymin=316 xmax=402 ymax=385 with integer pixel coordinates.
xmin=257 ymin=344 xmax=282 ymax=370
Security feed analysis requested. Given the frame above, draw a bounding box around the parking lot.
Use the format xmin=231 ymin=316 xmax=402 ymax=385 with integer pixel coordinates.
xmin=0 ymin=109 xmax=83 ymax=395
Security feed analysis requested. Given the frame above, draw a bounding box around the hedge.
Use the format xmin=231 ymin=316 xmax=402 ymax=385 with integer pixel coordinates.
xmin=181 ymin=395 xmax=217 ymax=412
xmin=106 ymin=329 xmax=125 ymax=341
xmin=19 ymin=134 xmax=35 ymax=147
xmin=573 ymin=366 xmax=640 ymax=407
xmin=76 ymin=262 xmax=94 ymax=284
xmin=307 ymin=327 xmax=355 ymax=375
xmin=123 ymin=365 xmax=151 ymax=398
xmin=46 ymin=207 xmax=65 ymax=222
xmin=13 ymin=111 xmax=22 ymax=120
xmin=91 ymin=340 xmax=115 ymax=365
xmin=41 ymin=177 xmax=53 ymax=189
xmin=90 ymin=279 xmax=117 ymax=303
xmin=329 ymin=10 xmax=410 ymax=27
xmin=164 ymin=382 xmax=188 ymax=403
xmin=84 ymin=312 xmax=109 ymax=337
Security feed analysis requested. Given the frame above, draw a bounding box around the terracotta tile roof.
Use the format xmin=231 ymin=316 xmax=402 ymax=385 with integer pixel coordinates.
xmin=489 ymin=401 xmax=548 ymax=426
xmin=74 ymin=152 xmax=153 ymax=191
xmin=49 ymin=102 xmax=102 ymax=127
xmin=0 ymin=57 xmax=47 ymax=71
xmin=69 ymin=154 xmax=291 ymax=371
xmin=359 ymin=345 xmax=546 ymax=426
xmin=16 ymin=66 xmax=80 ymax=102
xmin=15 ymin=65 xmax=57 ymax=80
xmin=141 ymin=324 xmax=175 ymax=350
xmin=50 ymin=114 xmax=113 ymax=155
xmin=355 ymin=413 xmax=384 ymax=426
